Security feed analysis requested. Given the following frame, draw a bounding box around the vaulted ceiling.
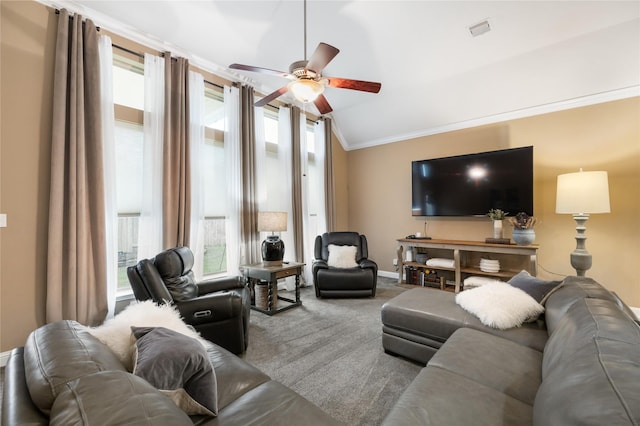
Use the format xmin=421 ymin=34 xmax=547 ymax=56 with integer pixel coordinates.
xmin=49 ymin=1 xmax=640 ymax=150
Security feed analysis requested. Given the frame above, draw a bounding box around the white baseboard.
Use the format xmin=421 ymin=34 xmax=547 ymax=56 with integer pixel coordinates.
xmin=1 ymin=350 xmax=12 ymax=367
xmin=378 ymin=270 xmax=399 ymax=279
xmin=631 ymin=307 xmax=640 ymax=319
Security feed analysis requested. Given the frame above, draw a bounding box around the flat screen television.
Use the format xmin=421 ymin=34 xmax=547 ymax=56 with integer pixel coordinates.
xmin=411 ymin=146 xmax=533 ymax=217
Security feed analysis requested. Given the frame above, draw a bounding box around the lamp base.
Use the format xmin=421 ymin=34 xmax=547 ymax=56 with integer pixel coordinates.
xmin=262 ymin=236 xmax=284 ymax=266
xmin=570 ymin=214 xmax=592 ymax=276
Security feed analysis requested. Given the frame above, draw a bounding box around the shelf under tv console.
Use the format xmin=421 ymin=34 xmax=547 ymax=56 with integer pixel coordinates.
xmin=396 ymin=238 xmax=539 ymax=293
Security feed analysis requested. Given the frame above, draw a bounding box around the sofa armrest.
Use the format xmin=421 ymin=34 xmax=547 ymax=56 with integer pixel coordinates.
xmin=2 ymin=347 xmax=48 ymax=425
xmin=176 ymin=292 xmax=243 ymax=326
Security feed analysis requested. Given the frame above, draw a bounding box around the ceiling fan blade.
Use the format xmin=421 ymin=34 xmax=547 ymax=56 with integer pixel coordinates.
xmin=314 ymin=94 xmax=333 ymax=115
xmin=306 ymin=43 xmax=340 ymax=74
xmin=255 ymin=86 xmax=289 ymax=107
xmin=326 ymin=77 xmax=382 ymax=93
xmin=229 ymin=63 xmax=292 ymax=79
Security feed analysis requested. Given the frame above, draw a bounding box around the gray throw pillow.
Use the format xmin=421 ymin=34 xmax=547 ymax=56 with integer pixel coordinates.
xmin=508 ymin=270 xmax=562 ymax=304
xmin=132 ymin=326 xmax=218 ymax=417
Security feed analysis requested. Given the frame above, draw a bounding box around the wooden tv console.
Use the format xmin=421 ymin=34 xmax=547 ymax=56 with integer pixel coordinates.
xmin=397 ymin=238 xmax=539 ymax=293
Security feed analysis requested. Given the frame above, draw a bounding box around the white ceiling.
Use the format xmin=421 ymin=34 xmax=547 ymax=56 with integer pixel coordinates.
xmin=51 ymin=1 xmax=640 ymax=150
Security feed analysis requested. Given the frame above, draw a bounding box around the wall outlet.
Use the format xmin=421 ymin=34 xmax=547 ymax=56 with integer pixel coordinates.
xmin=392 ymin=258 xmax=398 ymax=266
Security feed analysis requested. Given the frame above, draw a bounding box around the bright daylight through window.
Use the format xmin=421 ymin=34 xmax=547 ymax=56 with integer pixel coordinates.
xmin=112 ymin=53 xmax=228 ymax=296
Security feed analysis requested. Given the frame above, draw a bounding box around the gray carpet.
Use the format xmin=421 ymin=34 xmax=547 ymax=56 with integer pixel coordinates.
xmin=241 ymin=277 xmax=422 ymax=426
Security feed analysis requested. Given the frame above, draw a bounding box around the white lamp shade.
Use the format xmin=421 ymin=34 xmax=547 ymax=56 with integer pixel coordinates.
xmin=258 ymin=211 xmax=288 ymax=232
xmin=556 ymin=170 xmax=610 ymax=214
xmin=288 ymin=79 xmax=324 ymax=103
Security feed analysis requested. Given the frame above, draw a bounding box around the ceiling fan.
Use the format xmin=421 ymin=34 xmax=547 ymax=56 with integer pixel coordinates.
xmin=228 ymin=0 xmax=381 ymax=115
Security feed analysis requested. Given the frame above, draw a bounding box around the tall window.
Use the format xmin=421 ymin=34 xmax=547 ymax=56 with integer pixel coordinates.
xmin=202 ymin=85 xmax=227 ymax=276
xmin=112 ymin=51 xmax=232 ymax=290
xmin=113 ymin=53 xmax=144 ymax=293
xmin=305 ymin=122 xmax=320 ymax=237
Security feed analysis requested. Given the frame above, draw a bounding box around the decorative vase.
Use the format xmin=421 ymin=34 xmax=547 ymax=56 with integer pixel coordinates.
xmin=493 ymin=220 xmax=503 ymax=239
xmin=512 ymin=228 xmax=535 ymax=246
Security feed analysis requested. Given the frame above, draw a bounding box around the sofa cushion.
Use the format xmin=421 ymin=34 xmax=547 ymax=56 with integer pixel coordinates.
xmin=208 ymin=380 xmax=345 ymax=426
xmin=23 ymin=320 xmax=127 ymax=415
xmin=455 ymin=282 xmax=544 ymax=329
xmin=205 ymin=342 xmax=271 ymax=410
xmin=382 ymin=366 xmax=533 ymax=426
xmin=49 ymin=371 xmax=192 ymax=425
xmin=428 ymin=328 xmax=543 ymax=405
xmin=535 ymin=298 xmax=640 ymax=425
xmin=132 ymin=326 xmax=218 ymax=416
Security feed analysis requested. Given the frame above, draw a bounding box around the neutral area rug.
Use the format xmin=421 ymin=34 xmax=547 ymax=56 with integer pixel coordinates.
xmin=241 ymin=277 xmax=422 ymax=426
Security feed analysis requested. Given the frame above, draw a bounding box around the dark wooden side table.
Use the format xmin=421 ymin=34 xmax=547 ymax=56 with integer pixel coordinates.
xmin=240 ymin=262 xmax=305 ymax=315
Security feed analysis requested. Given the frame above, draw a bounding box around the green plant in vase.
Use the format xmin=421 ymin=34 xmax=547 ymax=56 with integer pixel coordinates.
xmin=487 ymin=209 xmax=508 ymax=239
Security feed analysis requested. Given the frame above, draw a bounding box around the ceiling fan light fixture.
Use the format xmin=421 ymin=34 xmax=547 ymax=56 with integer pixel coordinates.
xmin=288 ymin=79 xmax=324 ymax=103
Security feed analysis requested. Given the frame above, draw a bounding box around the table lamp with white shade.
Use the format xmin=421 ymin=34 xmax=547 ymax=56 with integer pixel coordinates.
xmin=555 ymin=169 xmax=610 ymax=276
xmin=258 ymin=211 xmax=287 ymax=266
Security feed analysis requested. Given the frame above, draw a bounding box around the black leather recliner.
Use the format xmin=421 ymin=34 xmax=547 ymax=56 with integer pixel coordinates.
xmin=127 ymin=246 xmax=250 ymax=354
xmin=312 ymin=232 xmax=378 ymax=298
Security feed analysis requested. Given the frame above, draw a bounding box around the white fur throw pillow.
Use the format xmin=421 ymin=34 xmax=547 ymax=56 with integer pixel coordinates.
xmin=327 ymin=244 xmax=358 ymax=268
xmin=87 ymin=300 xmax=207 ymax=371
xmin=455 ymin=281 xmax=544 ymax=330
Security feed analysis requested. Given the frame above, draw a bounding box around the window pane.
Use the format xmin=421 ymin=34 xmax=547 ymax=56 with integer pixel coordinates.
xmin=202 ymin=85 xmax=227 ymax=276
xmin=307 ymin=127 xmax=315 ymax=154
xmin=264 ymin=114 xmax=278 ymax=144
xmin=115 ymin=121 xmax=144 ymax=213
xmin=114 ymin=120 xmax=144 ymax=290
xmin=203 ymin=217 xmax=227 ymax=275
xmin=203 ymin=139 xmax=226 ymax=216
xmin=117 ymin=215 xmax=139 ymax=290
xmin=204 ymin=87 xmax=224 ymax=130
xmin=113 ymin=55 xmax=144 ymax=110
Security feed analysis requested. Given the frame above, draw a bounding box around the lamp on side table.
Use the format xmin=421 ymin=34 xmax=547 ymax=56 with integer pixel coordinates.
xmin=258 ymin=211 xmax=287 ymax=266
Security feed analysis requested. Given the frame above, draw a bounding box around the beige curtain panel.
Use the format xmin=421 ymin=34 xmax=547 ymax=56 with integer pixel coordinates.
xmin=290 ymin=107 xmax=305 ymax=263
xmin=239 ymin=85 xmax=261 ymax=265
xmin=46 ymin=10 xmax=108 ymax=326
xmin=162 ymin=53 xmax=191 ymax=249
xmin=323 ymin=118 xmax=336 ymax=232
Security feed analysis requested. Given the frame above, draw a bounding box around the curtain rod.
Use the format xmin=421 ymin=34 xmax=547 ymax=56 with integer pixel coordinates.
xmin=110 ymin=44 xmax=223 ymax=90
xmin=55 ymin=8 xmax=101 ymax=31
xmin=54 ymin=9 xmax=314 ymax=114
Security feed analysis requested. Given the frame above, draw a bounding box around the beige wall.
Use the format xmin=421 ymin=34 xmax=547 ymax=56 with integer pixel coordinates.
xmin=1 ymin=1 xmax=56 ymax=352
xmin=331 ymin=132 xmax=350 ymax=230
xmin=347 ymin=97 xmax=640 ymax=306
xmin=1 ymin=1 xmax=638 ymax=353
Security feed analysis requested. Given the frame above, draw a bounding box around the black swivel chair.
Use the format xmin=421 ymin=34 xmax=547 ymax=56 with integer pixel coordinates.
xmin=127 ymin=246 xmax=250 ymax=354
xmin=312 ymin=232 xmax=378 ymax=298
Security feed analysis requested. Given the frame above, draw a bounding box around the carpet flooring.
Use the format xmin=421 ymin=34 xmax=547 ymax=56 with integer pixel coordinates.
xmin=241 ymin=277 xmax=423 ymax=426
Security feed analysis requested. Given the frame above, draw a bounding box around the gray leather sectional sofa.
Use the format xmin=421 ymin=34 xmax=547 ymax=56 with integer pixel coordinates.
xmin=2 ymin=320 xmax=343 ymax=425
xmin=381 ymin=276 xmax=640 ymax=425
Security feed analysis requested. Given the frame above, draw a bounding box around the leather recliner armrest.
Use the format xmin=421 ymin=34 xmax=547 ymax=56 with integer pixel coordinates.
xmin=359 ymin=259 xmax=377 ymax=271
xmin=313 ymin=259 xmax=329 ymax=271
xmin=176 ymin=292 xmax=242 ymax=326
xmin=197 ymin=276 xmax=244 ymax=295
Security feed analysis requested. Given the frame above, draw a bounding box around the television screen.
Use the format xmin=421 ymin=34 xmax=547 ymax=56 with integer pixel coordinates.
xmin=411 ymin=147 xmax=533 ymax=217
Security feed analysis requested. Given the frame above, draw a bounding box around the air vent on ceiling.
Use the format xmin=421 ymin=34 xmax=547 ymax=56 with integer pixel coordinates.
xmin=469 ymin=20 xmax=491 ymax=37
